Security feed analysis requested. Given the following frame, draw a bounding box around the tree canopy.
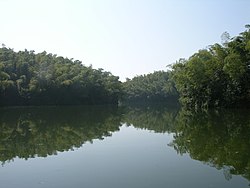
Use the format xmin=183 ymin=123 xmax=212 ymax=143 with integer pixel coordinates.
xmin=122 ymin=71 xmax=178 ymax=104
xmin=0 ymin=48 xmax=121 ymax=105
xmin=171 ymin=25 xmax=250 ymax=108
xmin=1 ymin=25 xmax=250 ymax=108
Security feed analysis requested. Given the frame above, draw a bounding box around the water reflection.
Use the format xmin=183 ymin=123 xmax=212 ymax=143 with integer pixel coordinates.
xmin=122 ymin=105 xmax=179 ymax=133
xmin=0 ymin=105 xmax=249 ymax=182
xmin=169 ymin=108 xmax=250 ymax=181
xmin=0 ymin=106 xmax=122 ymax=163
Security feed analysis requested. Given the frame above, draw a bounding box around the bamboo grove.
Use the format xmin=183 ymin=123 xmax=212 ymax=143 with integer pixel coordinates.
xmin=0 ymin=25 xmax=249 ymax=108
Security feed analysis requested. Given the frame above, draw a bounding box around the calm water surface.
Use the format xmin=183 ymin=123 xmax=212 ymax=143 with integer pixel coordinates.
xmin=0 ymin=105 xmax=249 ymax=188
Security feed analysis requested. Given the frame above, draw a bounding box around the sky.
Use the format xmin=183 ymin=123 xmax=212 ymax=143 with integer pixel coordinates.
xmin=0 ymin=0 xmax=250 ymax=81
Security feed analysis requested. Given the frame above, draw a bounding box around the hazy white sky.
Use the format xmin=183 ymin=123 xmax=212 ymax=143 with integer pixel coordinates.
xmin=0 ymin=0 xmax=250 ymax=80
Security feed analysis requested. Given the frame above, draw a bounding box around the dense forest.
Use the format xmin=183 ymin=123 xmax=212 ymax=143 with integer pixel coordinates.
xmin=0 ymin=45 xmax=178 ymax=106
xmin=122 ymin=71 xmax=178 ymax=104
xmin=0 ymin=47 xmax=121 ymax=105
xmin=172 ymin=25 xmax=250 ymax=108
xmin=123 ymin=25 xmax=250 ymax=108
xmin=0 ymin=25 xmax=249 ymax=108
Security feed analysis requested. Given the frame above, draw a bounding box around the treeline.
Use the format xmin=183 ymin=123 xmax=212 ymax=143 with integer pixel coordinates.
xmin=1 ymin=25 xmax=250 ymax=107
xmin=122 ymin=25 xmax=250 ymax=108
xmin=0 ymin=46 xmax=178 ymax=106
xmin=122 ymin=71 xmax=178 ymax=104
xmin=172 ymin=25 xmax=250 ymax=108
xmin=0 ymin=47 xmax=121 ymax=105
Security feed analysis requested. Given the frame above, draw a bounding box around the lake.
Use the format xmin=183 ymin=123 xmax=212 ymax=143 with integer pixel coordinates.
xmin=0 ymin=105 xmax=249 ymax=188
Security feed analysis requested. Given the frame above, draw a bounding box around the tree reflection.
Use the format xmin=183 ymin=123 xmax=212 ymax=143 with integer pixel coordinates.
xmin=169 ymin=108 xmax=250 ymax=181
xmin=0 ymin=105 xmax=249 ymax=182
xmin=0 ymin=106 xmax=122 ymax=164
xmin=123 ymin=105 xmax=250 ymax=181
xmin=122 ymin=104 xmax=179 ymax=133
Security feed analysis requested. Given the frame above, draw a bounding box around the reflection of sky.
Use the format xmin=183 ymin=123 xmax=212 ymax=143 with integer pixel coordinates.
xmin=0 ymin=125 xmax=248 ymax=188
xmin=1 ymin=0 xmax=250 ymax=80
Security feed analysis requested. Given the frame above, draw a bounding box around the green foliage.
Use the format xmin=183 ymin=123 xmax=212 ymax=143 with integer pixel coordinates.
xmin=122 ymin=71 xmax=179 ymax=104
xmin=0 ymin=48 xmax=122 ymax=105
xmin=1 ymin=25 xmax=250 ymax=107
xmin=172 ymin=25 xmax=250 ymax=108
xmin=223 ymin=53 xmax=246 ymax=80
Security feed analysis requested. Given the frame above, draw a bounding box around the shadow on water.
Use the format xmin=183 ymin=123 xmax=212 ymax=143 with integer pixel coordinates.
xmin=0 ymin=105 xmax=249 ymax=182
